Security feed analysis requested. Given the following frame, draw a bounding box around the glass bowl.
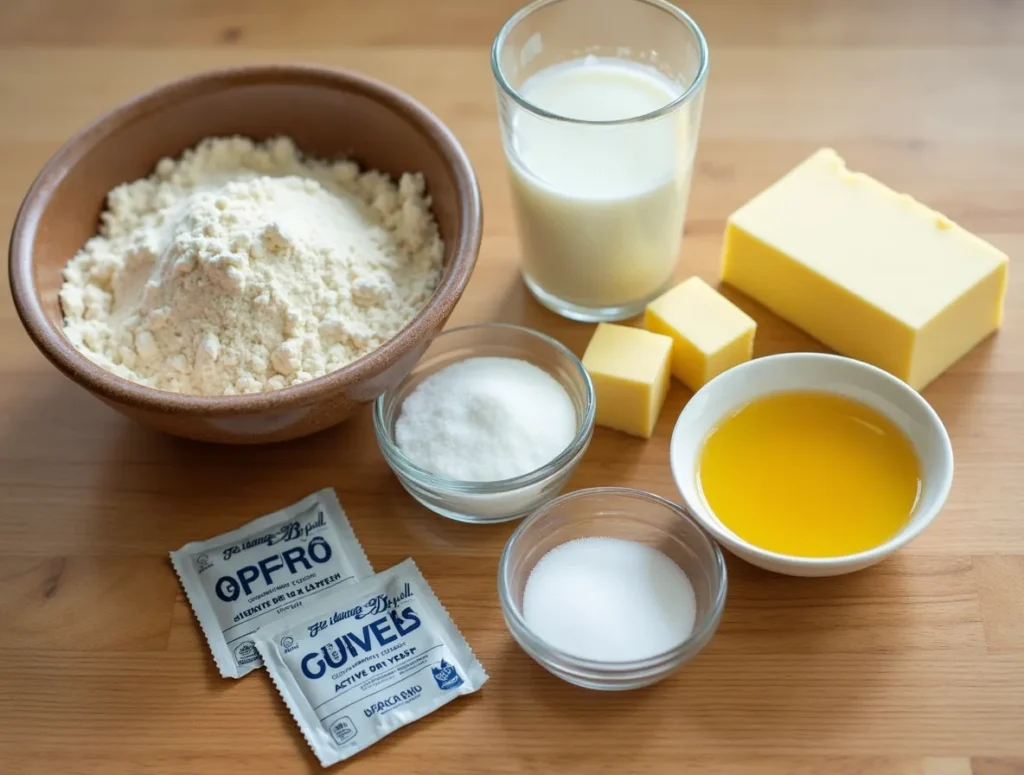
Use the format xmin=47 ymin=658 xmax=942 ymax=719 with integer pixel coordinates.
xmin=373 ymin=323 xmax=595 ymax=523
xmin=498 ymin=487 xmax=727 ymax=690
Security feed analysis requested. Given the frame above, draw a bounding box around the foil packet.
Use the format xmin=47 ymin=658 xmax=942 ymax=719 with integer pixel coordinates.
xmin=171 ymin=488 xmax=374 ymax=678
xmin=256 ymin=558 xmax=487 ymax=767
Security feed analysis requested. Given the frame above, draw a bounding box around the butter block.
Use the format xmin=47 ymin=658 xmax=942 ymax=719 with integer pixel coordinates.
xmin=582 ymin=323 xmax=672 ymax=439
xmin=722 ymin=148 xmax=1008 ymax=390
xmin=645 ymin=277 xmax=756 ymax=391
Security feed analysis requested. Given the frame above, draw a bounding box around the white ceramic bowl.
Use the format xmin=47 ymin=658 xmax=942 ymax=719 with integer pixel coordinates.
xmin=669 ymin=353 xmax=954 ymax=577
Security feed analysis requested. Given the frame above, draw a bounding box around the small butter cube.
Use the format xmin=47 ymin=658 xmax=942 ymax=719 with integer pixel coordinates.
xmin=722 ymin=148 xmax=1008 ymax=390
xmin=582 ymin=323 xmax=672 ymax=439
xmin=645 ymin=277 xmax=756 ymax=391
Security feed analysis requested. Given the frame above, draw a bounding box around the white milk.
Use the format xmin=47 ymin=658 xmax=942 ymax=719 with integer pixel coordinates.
xmin=505 ymin=57 xmax=692 ymax=314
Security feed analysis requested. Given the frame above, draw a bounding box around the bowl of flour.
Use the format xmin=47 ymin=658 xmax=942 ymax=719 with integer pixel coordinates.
xmin=10 ymin=65 xmax=482 ymax=443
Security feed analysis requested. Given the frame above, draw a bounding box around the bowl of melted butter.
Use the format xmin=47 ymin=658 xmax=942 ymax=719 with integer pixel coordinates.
xmin=669 ymin=353 xmax=953 ymax=577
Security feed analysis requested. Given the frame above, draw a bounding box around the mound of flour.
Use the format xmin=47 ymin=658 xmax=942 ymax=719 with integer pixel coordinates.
xmin=60 ymin=136 xmax=444 ymax=396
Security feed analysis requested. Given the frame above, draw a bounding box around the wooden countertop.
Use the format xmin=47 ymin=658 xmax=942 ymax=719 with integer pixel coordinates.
xmin=1 ymin=1 xmax=1022 ymax=773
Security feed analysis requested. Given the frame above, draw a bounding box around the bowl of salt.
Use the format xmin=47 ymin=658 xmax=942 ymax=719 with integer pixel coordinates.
xmin=498 ymin=487 xmax=727 ymax=690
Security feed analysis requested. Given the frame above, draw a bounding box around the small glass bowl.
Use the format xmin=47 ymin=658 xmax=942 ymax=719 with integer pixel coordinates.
xmin=498 ymin=487 xmax=727 ymax=690
xmin=373 ymin=323 xmax=595 ymax=523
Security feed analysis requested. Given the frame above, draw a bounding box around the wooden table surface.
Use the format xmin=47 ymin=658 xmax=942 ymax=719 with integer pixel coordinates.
xmin=2 ymin=1 xmax=1022 ymax=773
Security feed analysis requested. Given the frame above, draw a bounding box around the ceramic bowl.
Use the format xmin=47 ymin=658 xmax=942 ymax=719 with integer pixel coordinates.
xmin=9 ymin=65 xmax=482 ymax=444
xmin=669 ymin=353 xmax=954 ymax=577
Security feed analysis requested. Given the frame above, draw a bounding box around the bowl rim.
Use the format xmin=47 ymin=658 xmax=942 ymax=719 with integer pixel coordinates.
xmin=8 ymin=63 xmax=482 ymax=416
xmin=372 ymin=321 xmax=597 ymax=493
xmin=669 ymin=352 xmax=955 ymax=570
xmin=497 ymin=486 xmax=728 ymax=673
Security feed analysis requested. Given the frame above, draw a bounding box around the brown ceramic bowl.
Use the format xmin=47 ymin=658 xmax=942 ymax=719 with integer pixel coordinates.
xmin=9 ymin=65 xmax=482 ymax=444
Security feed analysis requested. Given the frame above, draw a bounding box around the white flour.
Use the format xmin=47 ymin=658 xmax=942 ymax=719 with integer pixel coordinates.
xmin=60 ymin=136 xmax=444 ymax=396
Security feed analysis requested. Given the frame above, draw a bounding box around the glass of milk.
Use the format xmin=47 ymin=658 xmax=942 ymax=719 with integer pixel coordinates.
xmin=492 ymin=0 xmax=708 ymax=322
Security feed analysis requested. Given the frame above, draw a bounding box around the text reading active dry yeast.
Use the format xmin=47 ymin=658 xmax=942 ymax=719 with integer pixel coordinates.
xmin=256 ymin=559 xmax=487 ymax=767
xmin=171 ymin=488 xmax=373 ymax=678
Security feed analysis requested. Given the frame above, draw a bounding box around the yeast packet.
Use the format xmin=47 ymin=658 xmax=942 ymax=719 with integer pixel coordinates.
xmin=171 ymin=488 xmax=373 ymax=678
xmin=255 ymin=558 xmax=487 ymax=767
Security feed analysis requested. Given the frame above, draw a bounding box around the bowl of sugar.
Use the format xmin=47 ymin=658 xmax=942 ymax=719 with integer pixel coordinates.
xmin=372 ymin=322 xmax=595 ymax=523
xmin=498 ymin=487 xmax=727 ymax=690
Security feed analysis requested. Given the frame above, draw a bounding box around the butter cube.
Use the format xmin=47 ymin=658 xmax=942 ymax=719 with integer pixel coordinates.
xmin=722 ymin=148 xmax=1008 ymax=390
xmin=582 ymin=323 xmax=672 ymax=439
xmin=645 ymin=277 xmax=756 ymax=391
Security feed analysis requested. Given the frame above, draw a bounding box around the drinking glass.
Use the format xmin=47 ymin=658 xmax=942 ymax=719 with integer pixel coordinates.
xmin=492 ymin=0 xmax=709 ymax=322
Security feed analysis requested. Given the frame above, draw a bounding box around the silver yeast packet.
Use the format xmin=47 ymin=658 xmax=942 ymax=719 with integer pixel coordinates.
xmin=170 ymin=488 xmax=373 ymax=678
xmin=255 ymin=558 xmax=487 ymax=767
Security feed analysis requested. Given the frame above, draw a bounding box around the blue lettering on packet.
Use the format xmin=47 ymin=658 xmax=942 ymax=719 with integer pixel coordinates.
xmin=233 ymin=640 xmax=260 ymax=666
xmin=220 ymin=509 xmax=327 ymax=561
xmin=169 ymin=488 xmax=374 ymax=679
xmin=306 ymin=583 xmax=416 ymax=637
xmin=253 ymin=559 xmax=488 ymax=766
xmin=215 ymin=534 xmax=333 ymax=602
xmin=431 ymin=660 xmax=463 ymax=690
xmin=300 ymin=606 xmax=422 ymax=679
xmin=363 ymin=685 xmax=424 ymax=718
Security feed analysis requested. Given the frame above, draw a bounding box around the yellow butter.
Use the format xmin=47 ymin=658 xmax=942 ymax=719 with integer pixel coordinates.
xmin=582 ymin=323 xmax=672 ymax=439
xmin=722 ymin=148 xmax=1008 ymax=389
xmin=645 ymin=277 xmax=756 ymax=391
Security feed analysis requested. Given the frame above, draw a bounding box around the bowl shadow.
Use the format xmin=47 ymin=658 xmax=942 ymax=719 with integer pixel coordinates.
xmin=489 ymin=552 xmax=905 ymax=761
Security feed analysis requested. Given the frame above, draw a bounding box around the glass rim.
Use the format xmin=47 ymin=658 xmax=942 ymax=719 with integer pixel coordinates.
xmin=497 ymin=487 xmax=728 ymax=672
xmin=490 ymin=0 xmax=709 ymax=127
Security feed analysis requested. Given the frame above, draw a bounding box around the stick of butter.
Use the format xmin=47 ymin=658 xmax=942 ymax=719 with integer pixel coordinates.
xmin=645 ymin=276 xmax=756 ymax=391
xmin=722 ymin=148 xmax=1008 ymax=389
xmin=582 ymin=323 xmax=672 ymax=439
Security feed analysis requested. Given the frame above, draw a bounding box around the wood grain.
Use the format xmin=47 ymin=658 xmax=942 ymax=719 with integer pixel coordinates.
xmin=0 ymin=1 xmax=1021 ymax=773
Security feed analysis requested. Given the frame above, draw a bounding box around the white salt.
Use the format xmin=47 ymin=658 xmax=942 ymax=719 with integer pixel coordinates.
xmin=395 ymin=356 xmax=577 ymax=482
xmin=523 ymin=536 xmax=697 ymax=662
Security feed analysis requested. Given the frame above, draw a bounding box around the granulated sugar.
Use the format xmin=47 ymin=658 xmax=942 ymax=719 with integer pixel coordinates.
xmin=394 ymin=356 xmax=577 ymax=482
xmin=522 ymin=536 xmax=696 ymax=662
